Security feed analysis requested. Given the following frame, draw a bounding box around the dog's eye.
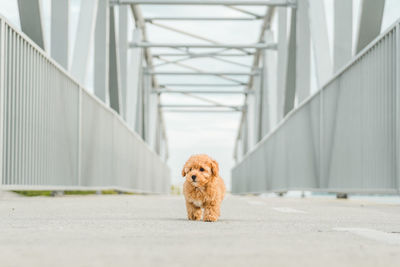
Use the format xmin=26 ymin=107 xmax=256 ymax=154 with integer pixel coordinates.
xmin=200 ymin=167 xmax=204 ymax=172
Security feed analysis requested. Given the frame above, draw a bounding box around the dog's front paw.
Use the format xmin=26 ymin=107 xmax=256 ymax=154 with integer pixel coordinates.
xmin=188 ymin=214 xmax=202 ymax=221
xmin=188 ymin=209 xmax=202 ymax=221
xmin=203 ymin=214 xmax=218 ymax=222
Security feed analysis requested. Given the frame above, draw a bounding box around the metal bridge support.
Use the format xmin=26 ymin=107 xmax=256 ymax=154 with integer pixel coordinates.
xmin=333 ymin=0 xmax=352 ymax=72
xmin=70 ymin=0 xmax=98 ymax=84
xmin=51 ymin=0 xmax=69 ymax=69
xmin=108 ymin=6 xmax=122 ymax=113
xmin=308 ymin=0 xmax=332 ymax=87
xmin=295 ymin=0 xmax=310 ymax=104
xmin=127 ymin=29 xmax=143 ymax=130
xmin=17 ymin=0 xmax=46 ymax=50
xmin=0 ymin=19 xmax=5 ymax=186
xmin=94 ymin=0 xmax=110 ymax=103
xmin=260 ymin=30 xmax=276 ymax=136
xmin=283 ymin=8 xmax=297 ymax=116
xmin=356 ymin=0 xmax=385 ymax=54
xmin=119 ymin=5 xmax=129 ymax=120
xmin=276 ymin=7 xmax=288 ymax=122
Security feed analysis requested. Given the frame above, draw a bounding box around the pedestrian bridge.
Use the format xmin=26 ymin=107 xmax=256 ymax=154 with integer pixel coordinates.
xmin=1 ymin=0 xmax=399 ymax=195
xmin=0 ymin=0 xmax=400 ymax=266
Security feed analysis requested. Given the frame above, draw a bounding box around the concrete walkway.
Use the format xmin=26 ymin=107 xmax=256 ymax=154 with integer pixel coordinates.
xmin=1 ymin=192 xmax=400 ymax=267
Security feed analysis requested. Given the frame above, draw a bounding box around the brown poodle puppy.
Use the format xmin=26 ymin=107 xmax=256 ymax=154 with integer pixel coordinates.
xmin=182 ymin=154 xmax=226 ymax=222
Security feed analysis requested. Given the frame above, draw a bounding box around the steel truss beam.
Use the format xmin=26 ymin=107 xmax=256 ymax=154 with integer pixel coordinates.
xmin=153 ymin=90 xmax=250 ymax=94
xmin=130 ymin=42 xmax=277 ymax=49
xmin=144 ymin=17 xmax=260 ymax=21
xmin=148 ymin=21 xmax=254 ymax=55
xmin=129 ymin=5 xmax=169 ymax=159
xmin=146 ymin=71 xmax=258 ymax=76
xmin=159 ymin=104 xmax=244 ymax=110
xmin=160 ymin=87 xmax=242 ymax=108
xmin=159 ymin=83 xmax=246 ymax=87
xmin=111 ymin=0 xmax=296 ymax=7
xmin=224 ymin=6 xmax=263 ymax=18
xmin=152 ymin=52 xmax=253 ymax=57
xmin=155 ymin=57 xmax=246 ymax=84
xmin=233 ymin=7 xmax=275 ymax=160
xmin=153 ymin=53 xmax=251 ymax=68
xmin=163 ymin=109 xmax=242 ymax=113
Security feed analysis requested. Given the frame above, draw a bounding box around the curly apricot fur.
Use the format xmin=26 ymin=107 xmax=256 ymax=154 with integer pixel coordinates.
xmin=182 ymin=154 xmax=225 ymax=222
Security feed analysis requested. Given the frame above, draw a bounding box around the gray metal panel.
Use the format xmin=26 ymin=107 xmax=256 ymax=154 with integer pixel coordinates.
xmin=0 ymin=17 xmax=170 ymax=193
xmin=2 ymin=23 xmax=80 ymax=186
xmin=397 ymin=24 xmax=400 ymax=193
xmin=112 ymin=116 xmax=136 ymax=188
xmin=232 ymin=20 xmax=399 ymax=194
xmin=0 ymin=19 xmax=5 ymax=186
xmin=80 ymin=91 xmax=114 ymax=186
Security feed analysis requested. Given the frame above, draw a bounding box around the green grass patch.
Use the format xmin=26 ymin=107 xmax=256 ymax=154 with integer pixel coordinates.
xmin=64 ymin=191 xmax=96 ymax=195
xmin=13 ymin=189 xmax=136 ymax=197
xmin=13 ymin=191 xmax=53 ymax=197
xmin=170 ymin=185 xmax=182 ymax=195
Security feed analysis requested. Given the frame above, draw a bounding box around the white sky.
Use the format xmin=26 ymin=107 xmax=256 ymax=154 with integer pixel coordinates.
xmin=0 ymin=0 xmax=399 ymax=190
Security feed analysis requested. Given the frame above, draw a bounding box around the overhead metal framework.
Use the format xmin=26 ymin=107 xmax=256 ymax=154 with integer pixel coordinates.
xmin=111 ymin=0 xmax=296 ymax=7
xmin=120 ymin=0 xmax=283 ymax=156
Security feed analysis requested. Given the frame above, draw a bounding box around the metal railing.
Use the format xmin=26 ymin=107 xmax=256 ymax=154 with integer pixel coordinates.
xmin=232 ymin=19 xmax=400 ymax=194
xmin=0 ymin=16 xmax=170 ymax=193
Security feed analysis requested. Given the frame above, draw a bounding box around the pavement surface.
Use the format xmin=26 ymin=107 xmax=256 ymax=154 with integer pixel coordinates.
xmin=1 ymin=192 xmax=400 ymax=267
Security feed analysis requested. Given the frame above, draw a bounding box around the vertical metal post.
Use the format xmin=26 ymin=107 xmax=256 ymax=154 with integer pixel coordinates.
xmin=119 ymin=5 xmax=128 ymax=119
xmin=0 ymin=19 xmax=5 ymax=186
xmin=17 ymin=0 xmax=46 ymax=50
xmin=51 ymin=0 xmax=69 ymax=68
xmin=155 ymin=111 xmax=161 ymax=155
xmin=277 ymin=7 xmax=287 ymax=122
xmin=109 ymin=6 xmax=122 ymax=113
xmin=260 ymin=46 xmax=269 ymax=138
xmin=70 ymin=0 xmax=98 ymax=83
xmin=308 ymin=0 xmax=332 ymax=86
xmin=94 ymin=0 xmax=110 ymax=103
xmin=283 ymin=7 xmax=297 ymax=116
xmin=127 ymin=29 xmax=143 ymax=129
xmin=78 ymin=86 xmax=83 ymax=186
xmin=295 ymin=0 xmax=310 ymax=103
xmin=355 ymin=0 xmax=385 ymax=54
xmin=135 ymin=65 xmax=144 ymax=137
xmin=242 ymin=112 xmax=249 ymax=155
xmin=254 ymin=68 xmax=262 ymax=142
xmin=396 ymin=23 xmax=400 ymax=193
xmin=262 ymin=29 xmax=277 ymax=132
xmin=333 ymin=0 xmax=352 ymax=72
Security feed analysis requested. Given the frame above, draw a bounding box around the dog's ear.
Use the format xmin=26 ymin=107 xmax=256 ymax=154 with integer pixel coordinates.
xmin=181 ymin=165 xmax=188 ymax=177
xmin=211 ymin=159 xmax=219 ymax=176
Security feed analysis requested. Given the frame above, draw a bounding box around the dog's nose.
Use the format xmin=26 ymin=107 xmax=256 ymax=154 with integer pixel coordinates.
xmin=191 ymin=175 xmax=196 ymax=181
